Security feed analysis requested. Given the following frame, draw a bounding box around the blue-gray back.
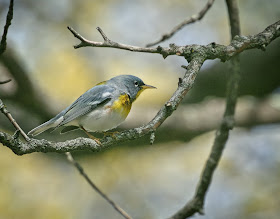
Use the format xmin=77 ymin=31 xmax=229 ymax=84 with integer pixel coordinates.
xmin=55 ymin=85 xmax=115 ymax=127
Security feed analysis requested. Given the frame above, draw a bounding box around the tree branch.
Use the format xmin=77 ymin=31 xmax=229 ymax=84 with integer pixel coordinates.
xmin=1 ymin=82 xmax=132 ymax=219
xmin=0 ymin=0 xmax=52 ymax=121
xmin=67 ymin=26 xmax=165 ymax=54
xmin=0 ymin=3 xmax=133 ymax=217
xmin=68 ymin=20 xmax=280 ymax=61
xmin=225 ymin=0 xmax=240 ymax=37
xmin=1 ymin=19 xmax=280 ymax=155
xmin=0 ymin=0 xmax=14 ymax=55
xmin=65 ymin=152 xmax=132 ymax=219
xmin=146 ymin=0 xmax=216 ymax=47
xmin=0 ymin=81 xmax=132 ymax=219
xmin=125 ymin=96 xmax=280 ymax=134
xmin=0 ymin=57 xmax=204 ymax=155
xmin=0 ymin=2 xmax=278 ymax=218
xmin=0 ymin=99 xmax=30 ymax=141
xmin=169 ymin=1 xmax=241 ymax=218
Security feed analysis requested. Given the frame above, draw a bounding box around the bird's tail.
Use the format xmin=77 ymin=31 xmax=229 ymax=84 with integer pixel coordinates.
xmin=28 ymin=117 xmax=63 ymax=136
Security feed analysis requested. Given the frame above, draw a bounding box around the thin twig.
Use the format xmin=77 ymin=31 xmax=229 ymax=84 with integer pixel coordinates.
xmin=225 ymin=0 xmax=240 ymax=38
xmin=0 ymin=0 xmax=14 ymax=55
xmin=0 ymin=0 xmax=30 ymax=143
xmin=146 ymin=0 xmax=216 ymax=47
xmin=67 ymin=26 xmax=162 ymax=54
xmin=169 ymin=0 xmax=241 ymax=218
xmin=65 ymin=152 xmax=132 ymax=219
xmin=0 ymin=79 xmax=12 ymax=84
xmin=0 ymin=99 xmax=30 ymax=141
xmin=96 ymin=27 xmax=110 ymax=42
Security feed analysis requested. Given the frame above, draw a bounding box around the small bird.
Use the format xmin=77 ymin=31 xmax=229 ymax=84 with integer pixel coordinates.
xmin=28 ymin=75 xmax=156 ymax=143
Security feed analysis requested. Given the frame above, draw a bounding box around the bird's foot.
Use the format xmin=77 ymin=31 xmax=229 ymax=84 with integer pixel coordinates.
xmin=80 ymin=126 xmax=101 ymax=145
xmin=87 ymin=134 xmax=101 ymax=145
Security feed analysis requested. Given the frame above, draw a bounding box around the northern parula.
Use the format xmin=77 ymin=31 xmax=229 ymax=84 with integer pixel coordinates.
xmin=28 ymin=75 xmax=156 ymax=142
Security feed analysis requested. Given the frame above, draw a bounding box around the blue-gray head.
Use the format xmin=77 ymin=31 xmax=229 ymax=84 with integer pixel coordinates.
xmin=107 ymin=75 xmax=156 ymax=101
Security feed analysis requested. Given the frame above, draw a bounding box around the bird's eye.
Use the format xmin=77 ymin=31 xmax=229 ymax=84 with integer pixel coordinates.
xmin=134 ymin=81 xmax=139 ymax=87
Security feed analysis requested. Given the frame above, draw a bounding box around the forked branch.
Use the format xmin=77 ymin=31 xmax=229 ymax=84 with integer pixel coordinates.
xmin=68 ymin=21 xmax=280 ymax=61
xmin=1 ymin=19 xmax=280 ymax=156
xmin=0 ymin=58 xmax=204 ymax=155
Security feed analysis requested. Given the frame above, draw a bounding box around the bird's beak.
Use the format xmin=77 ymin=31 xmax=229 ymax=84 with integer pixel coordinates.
xmin=141 ymin=84 xmax=156 ymax=89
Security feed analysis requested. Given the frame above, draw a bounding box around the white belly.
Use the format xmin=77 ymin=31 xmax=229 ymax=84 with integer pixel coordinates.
xmin=76 ymin=107 xmax=127 ymax=132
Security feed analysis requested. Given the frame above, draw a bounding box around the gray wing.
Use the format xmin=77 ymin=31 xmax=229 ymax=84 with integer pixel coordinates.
xmin=57 ymin=85 xmax=115 ymax=127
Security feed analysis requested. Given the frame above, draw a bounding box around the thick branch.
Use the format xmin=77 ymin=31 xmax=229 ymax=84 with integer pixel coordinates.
xmin=169 ymin=0 xmax=242 ymax=218
xmin=0 ymin=44 xmax=131 ymax=219
xmin=146 ymin=0 xmax=216 ymax=47
xmin=1 ymin=79 xmax=132 ymax=218
xmin=0 ymin=0 xmax=14 ymax=55
xmin=171 ymin=57 xmax=241 ymax=218
xmin=68 ymin=20 xmax=280 ymax=61
xmin=0 ymin=58 xmax=204 ymax=155
xmin=1 ymin=20 xmax=280 ymax=155
xmin=125 ymin=96 xmax=280 ymax=133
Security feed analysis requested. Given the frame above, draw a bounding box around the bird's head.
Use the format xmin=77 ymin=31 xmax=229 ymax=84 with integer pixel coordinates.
xmin=108 ymin=75 xmax=156 ymax=102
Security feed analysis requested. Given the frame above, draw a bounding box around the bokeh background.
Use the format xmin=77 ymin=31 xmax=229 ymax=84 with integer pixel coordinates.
xmin=0 ymin=0 xmax=280 ymax=218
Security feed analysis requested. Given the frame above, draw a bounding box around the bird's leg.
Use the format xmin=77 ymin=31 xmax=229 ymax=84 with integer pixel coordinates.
xmin=80 ymin=126 xmax=101 ymax=145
